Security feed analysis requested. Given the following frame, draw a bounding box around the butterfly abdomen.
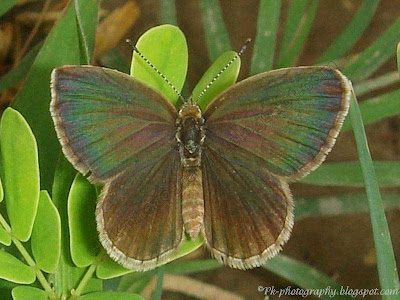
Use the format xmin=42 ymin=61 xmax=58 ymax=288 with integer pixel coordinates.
xmin=182 ymin=167 xmax=204 ymax=240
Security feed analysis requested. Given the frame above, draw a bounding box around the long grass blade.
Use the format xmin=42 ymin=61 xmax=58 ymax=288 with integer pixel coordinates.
xmin=263 ymin=255 xmax=350 ymax=300
xmin=0 ymin=0 xmax=18 ymax=17
xmin=296 ymin=193 xmax=400 ymax=220
xmin=343 ymin=18 xmax=400 ymax=82
xmin=317 ymin=0 xmax=380 ymax=63
xmin=250 ymin=0 xmax=281 ymax=74
xmin=349 ymin=92 xmax=400 ymax=293
xmin=276 ymin=0 xmax=318 ymax=68
xmin=160 ymin=0 xmax=178 ymax=25
xmin=342 ymin=88 xmax=400 ymax=132
xmin=301 ymin=161 xmax=400 ymax=187
xmin=198 ymin=0 xmax=231 ymax=61
xmin=353 ymin=71 xmax=399 ymax=97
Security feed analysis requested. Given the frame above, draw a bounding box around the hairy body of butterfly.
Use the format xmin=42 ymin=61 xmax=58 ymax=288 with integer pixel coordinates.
xmin=176 ymin=103 xmax=205 ymax=240
xmin=50 ymin=65 xmax=351 ymax=272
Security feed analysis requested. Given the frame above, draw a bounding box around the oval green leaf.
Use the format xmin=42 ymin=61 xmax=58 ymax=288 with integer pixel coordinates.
xmin=0 ymin=108 xmax=40 ymax=241
xmin=96 ymin=258 xmax=132 ymax=280
xmin=0 ymin=223 xmax=11 ymax=246
xmin=78 ymin=292 xmax=143 ymax=300
xmin=11 ymin=286 xmax=48 ymax=300
xmin=192 ymin=51 xmax=241 ymax=111
xmin=68 ymin=173 xmax=100 ymax=267
xmin=31 ymin=190 xmax=61 ymax=273
xmin=0 ymin=176 xmax=3 ymax=202
xmin=130 ymin=24 xmax=188 ymax=104
xmin=0 ymin=250 xmax=36 ymax=284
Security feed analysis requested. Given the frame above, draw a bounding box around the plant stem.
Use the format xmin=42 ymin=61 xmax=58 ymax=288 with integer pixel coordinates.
xmin=0 ymin=213 xmax=58 ymax=299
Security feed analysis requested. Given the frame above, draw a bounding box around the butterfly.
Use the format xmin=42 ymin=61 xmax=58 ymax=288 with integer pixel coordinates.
xmin=50 ymin=47 xmax=351 ymax=271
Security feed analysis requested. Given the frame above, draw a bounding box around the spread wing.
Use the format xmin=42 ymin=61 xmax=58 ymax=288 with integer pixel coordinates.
xmin=203 ymin=66 xmax=351 ymax=181
xmin=50 ymin=66 xmax=178 ymax=183
xmin=51 ymin=66 xmax=183 ymax=270
xmin=201 ymin=67 xmax=350 ymax=268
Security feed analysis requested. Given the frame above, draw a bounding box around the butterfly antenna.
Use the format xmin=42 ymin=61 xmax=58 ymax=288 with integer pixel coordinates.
xmin=126 ymin=39 xmax=185 ymax=102
xmin=195 ymin=38 xmax=251 ymax=103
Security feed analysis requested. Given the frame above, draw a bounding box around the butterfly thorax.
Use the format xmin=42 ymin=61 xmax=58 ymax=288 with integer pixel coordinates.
xmin=176 ymin=103 xmax=205 ymax=167
xmin=176 ymin=103 xmax=205 ymax=240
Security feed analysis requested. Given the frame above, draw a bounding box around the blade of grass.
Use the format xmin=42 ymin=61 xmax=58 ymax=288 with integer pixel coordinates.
xmin=0 ymin=42 xmax=42 ymax=94
xmin=198 ymin=0 xmax=231 ymax=61
xmin=151 ymin=269 xmax=164 ymax=300
xmin=74 ymin=0 xmax=99 ymax=64
xmin=263 ymin=255 xmax=350 ymax=300
xmin=397 ymin=42 xmax=400 ymax=74
xmin=349 ymin=91 xmax=400 ymax=293
xmin=353 ymin=71 xmax=399 ymax=97
xmin=250 ymin=0 xmax=281 ymax=74
xmin=276 ymin=0 xmax=318 ymax=68
xmin=342 ymin=88 xmax=400 ymax=132
xmin=343 ymin=18 xmax=400 ymax=82
xmin=0 ymin=0 xmax=18 ymax=17
xmin=98 ymin=48 xmax=130 ymax=74
xmin=160 ymin=0 xmax=178 ymax=26
xmin=317 ymin=0 xmax=380 ymax=63
xmin=296 ymin=193 xmax=400 ymax=220
xmin=300 ymin=161 xmax=400 ymax=187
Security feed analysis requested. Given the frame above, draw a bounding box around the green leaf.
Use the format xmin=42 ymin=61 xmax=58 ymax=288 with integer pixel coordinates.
xmin=349 ymin=94 xmax=400 ymax=292
xmin=0 ymin=175 xmax=3 ymax=202
xmin=96 ymin=258 xmax=132 ymax=280
xmin=300 ymin=161 xmax=400 ymax=187
xmin=198 ymin=0 xmax=231 ymax=62
xmin=11 ymin=286 xmax=47 ymax=300
xmin=0 ymin=42 xmax=42 ymax=95
xmin=251 ymin=0 xmax=281 ymax=74
xmin=276 ymin=0 xmax=318 ymax=68
xmin=343 ymin=18 xmax=400 ymax=82
xmin=78 ymin=292 xmax=143 ymax=300
xmin=0 ymin=108 xmax=40 ymax=241
xmin=193 ymin=51 xmax=241 ymax=111
xmin=130 ymin=25 xmax=188 ymax=105
xmin=51 ymin=155 xmax=82 ymax=296
xmin=97 ymin=237 xmax=204 ymax=280
xmin=68 ymin=173 xmax=100 ymax=267
xmin=160 ymin=0 xmax=178 ymax=26
xmin=12 ymin=0 xmax=99 ymax=191
xmin=31 ymin=190 xmax=61 ymax=273
xmin=0 ymin=0 xmax=18 ymax=17
xmin=0 ymin=251 xmax=35 ymax=284
xmin=0 ymin=222 xmax=11 ymax=246
xmin=318 ymin=0 xmax=380 ymax=63
xmin=342 ymin=89 xmax=400 ymax=132
xmin=263 ymin=255 xmax=350 ymax=300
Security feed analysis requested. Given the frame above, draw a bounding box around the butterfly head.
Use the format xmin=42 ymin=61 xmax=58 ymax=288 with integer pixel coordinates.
xmin=176 ymin=103 xmax=205 ymax=167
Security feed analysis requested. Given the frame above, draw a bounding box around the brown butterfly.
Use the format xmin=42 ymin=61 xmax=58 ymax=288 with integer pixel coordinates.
xmin=50 ymin=44 xmax=351 ymax=271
